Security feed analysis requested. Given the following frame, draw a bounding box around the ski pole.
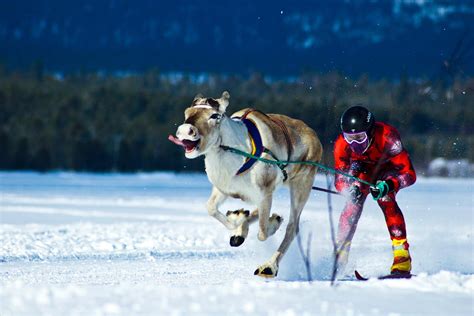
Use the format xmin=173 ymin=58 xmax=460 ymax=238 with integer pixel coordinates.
xmin=311 ymin=186 xmax=341 ymax=195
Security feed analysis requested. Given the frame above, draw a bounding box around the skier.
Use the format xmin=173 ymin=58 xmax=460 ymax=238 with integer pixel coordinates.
xmin=333 ymin=105 xmax=416 ymax=276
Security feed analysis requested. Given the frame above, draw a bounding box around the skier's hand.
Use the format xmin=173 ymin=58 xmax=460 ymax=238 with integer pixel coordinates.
xmin=370 ymin=180 xmax=394 ymax=200
xmin=349 ymin=185 xmax=363 ymax=203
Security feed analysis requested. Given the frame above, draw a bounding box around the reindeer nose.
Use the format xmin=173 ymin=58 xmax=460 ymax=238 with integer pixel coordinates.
xmin=188 ymin=126 xmax=197 ymax=137
xmin=177 ymin=124 xmax=199 ymax=139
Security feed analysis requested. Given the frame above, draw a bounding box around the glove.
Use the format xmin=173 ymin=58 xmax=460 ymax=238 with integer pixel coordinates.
xmin=370 ymin=180 xmax=394 ymax=200
xmin=349 ymin=185 xmax=363 ymax=203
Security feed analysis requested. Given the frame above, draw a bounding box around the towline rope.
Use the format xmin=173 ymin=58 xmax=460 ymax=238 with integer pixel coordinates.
xmin=220 ymin=145 xmax=375 ymax=188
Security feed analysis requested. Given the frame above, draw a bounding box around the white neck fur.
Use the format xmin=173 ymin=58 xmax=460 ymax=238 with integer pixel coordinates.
xmin=217 ymin=115 xmax=249 ymax=151
xmin=203 ymin=115 xmax=251 ymax=186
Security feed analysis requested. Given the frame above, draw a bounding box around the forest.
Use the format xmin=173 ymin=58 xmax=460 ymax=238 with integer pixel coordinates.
xmin=1 ymin=67 xmax=472 ymax=173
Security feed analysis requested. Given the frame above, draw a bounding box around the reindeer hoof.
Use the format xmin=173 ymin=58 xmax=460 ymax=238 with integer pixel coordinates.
xmin=254 ymin=264 xmax=278 ymax=278
xmin=230 ymin=235 xmax=245 ymax=247
xmin=270 ymin=213 xmax=283 ymax=224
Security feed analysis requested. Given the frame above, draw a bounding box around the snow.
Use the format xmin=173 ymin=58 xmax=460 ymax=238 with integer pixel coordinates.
xmin=1 ymin=171 xmax=473 ymax=315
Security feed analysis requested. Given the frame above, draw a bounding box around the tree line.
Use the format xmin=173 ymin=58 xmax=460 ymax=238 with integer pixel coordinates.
xmin=0 ymin=69 xmax=473 ymax=173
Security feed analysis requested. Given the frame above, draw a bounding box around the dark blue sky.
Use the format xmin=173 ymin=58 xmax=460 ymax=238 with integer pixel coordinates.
xmin=1 ymin=0 xmax=473 ymax=78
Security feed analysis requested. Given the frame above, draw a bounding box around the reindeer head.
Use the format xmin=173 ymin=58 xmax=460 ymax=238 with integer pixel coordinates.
xmin=168 ymin=91 xmax=230 ymax=159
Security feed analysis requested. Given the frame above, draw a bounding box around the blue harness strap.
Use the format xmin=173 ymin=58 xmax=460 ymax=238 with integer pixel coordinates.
xmin=235 ymin=117 xmax=264 ymax=175
xmin=226 ymin=109 xmax=289 ymax=181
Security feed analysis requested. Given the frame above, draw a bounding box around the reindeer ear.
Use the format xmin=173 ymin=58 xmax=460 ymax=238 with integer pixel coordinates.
xmin=217 ymin=91 xmax=230 ymax=113
xmin=221 ymin=91 xmax=230 ymax=100
xmin=193 ymin=93 xmax=203 ymax=102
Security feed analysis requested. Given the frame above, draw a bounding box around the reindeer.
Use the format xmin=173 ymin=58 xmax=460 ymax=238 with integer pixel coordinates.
xmin=169 ymin=91 xmax=323 ymax=277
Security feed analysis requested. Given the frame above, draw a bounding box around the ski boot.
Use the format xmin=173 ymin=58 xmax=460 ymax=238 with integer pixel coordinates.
xmin=390 ymin=238 xmax=411 ymax=275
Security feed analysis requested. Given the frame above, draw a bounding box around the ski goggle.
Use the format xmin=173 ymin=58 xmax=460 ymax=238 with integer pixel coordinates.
xmin=343 ymin=132 xmax=368 ymax=144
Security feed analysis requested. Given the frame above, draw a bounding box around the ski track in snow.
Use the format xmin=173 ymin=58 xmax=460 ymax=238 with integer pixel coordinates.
xmin=0 ymin=171 xmax=473 ymax=315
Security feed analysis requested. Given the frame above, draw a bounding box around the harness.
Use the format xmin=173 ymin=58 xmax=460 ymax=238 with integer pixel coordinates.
xmin=220 ymin=109 xmax=292 ymax=182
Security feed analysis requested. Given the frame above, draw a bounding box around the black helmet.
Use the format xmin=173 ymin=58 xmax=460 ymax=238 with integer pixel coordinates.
xmin=340 ymin=105 xmax=375 ymax=133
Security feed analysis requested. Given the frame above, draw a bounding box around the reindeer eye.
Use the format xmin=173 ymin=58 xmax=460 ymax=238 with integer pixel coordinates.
xmin=209 ymin=113 xmax=221 ymax=120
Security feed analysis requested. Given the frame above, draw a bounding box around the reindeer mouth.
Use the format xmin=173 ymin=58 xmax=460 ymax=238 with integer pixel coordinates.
xmin=168 ymin=135 xmax=200 ymax=153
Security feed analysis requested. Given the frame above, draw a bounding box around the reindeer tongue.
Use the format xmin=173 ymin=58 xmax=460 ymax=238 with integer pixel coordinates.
xmin=168 ymin=135 xmax=200 ymax=152
xmin=168 ymin=134 xmax=185 ymax=147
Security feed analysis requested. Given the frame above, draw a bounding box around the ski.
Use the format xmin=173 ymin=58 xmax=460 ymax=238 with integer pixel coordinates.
xmin=354 ymin=270 xmax=369 ymax=280
xmin=354 ymin=270 xmax=413 ymax=281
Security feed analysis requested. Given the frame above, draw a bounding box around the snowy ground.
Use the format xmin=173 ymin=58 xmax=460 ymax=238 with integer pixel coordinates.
xmin=0 ymin=171 xmax=473 ymax=315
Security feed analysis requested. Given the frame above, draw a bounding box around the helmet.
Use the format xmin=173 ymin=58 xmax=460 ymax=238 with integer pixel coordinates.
xmin=340 ymin=105 xmax=375 ymax=154
xmin=340 ymin=105 xmax=375 ymax=134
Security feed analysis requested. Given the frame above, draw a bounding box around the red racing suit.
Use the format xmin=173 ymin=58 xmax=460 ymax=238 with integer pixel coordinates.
xmin=333 ymin=122 xmax=416 ymax=245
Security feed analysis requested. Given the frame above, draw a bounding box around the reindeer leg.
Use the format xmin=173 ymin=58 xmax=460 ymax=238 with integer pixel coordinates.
xmin=253 ymin=166 xmax=283 ymax=241
xmin=254 ymin=171 xmax=315 ymax=278
xmin=227 ymin=209 xmax=259 ymax=247
xmin=207 ymin=186 xmax=258 ymax=247
xmin=229 ymin=207 xmax=277 ymax=247
xmin=206 ymin=186 xmax=245 ymax=230
xmin=253 ymin=193 xmax=284 ymax=278
xmin=257 ymin=193 xmax=273 ymax=242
